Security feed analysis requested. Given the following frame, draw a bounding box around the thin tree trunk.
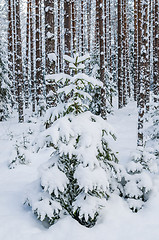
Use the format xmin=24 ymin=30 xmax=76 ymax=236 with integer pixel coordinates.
xmin=72 ymin=0 xmax=76 ymax=52
xmin=30 ymin=0 xmax=35 ymax=113
xmin=134 ymin=0 xmax=138 ymax=101
xmin=64 ymin=0 xmax=71 ymax=74
xmin=87 ymin=0 xmax=91 ymax=53
xmin=81 ymin=0 xmax=84 ymax=54
xmin=25 ymin=0 xmax=30 ymax=109
xmin=15 ymin=0 xmax=24 ymax=122
xmin=8 ymin=0 xmax=14 ymax=104
xmin=99 ymin=0 xmax=106 ymax=120
xmin=104 ymin=0 xmax=107 ymax=65
xmin=45 ymin=0 xmax=56 ymax=108
xmin=35 ymin=0 xmax=43 ymax=113
xmin=118 ymin=0 xmax=122 ymax=108
xmin=122 ymin=0 xmax=127 ymax=106
xmin=137 ymin=0 xmax=142 ymax=106
xmin=12 ymin=0 xmax=17 ymax=102
xmin=153 ymin=0 xmax=159 ymax=102
xmin=137 ymin=0 xmax=145 ymax=147
xmin=57 ymin=0 xmax=62 ymax=72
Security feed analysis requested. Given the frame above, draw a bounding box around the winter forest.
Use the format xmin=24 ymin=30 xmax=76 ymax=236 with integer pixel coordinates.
xmin=0 ymin=0 xmax=159 ymax=239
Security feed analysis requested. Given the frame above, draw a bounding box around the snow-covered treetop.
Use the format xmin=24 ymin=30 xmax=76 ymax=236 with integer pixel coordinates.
xmin=45 ymin=54 xmax=103 ymax=119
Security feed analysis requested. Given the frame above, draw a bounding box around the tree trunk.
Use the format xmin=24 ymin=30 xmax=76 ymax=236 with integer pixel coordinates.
xmin=35 ymin=0 xmax=43 ymax=114
xmin=25 ymin=0 xmax=30 ymax=109
xmin=99 ymin=0 xmax=106 ymax=120
xmin=122 ymin=0 xmax=127 ymax=106
xmin=30 ymin=0 xmax=35 ymax=113
xmin=45 ymin=0 xmax=56 ymax=108
xmin=118 ymin=0 xmax=122 ymax=108
xmin=137 ymin=0 xmax=145 ymax=147
xmin=153 ymin=0 xmax=159 ymax=102
xmin=15 ymin=0 xmax=24 ymax=122
xmin=134 ymin=0 xmax=138 ymax=101
xmin=64 ymin=0 xmax=71 ymax=74
xmin=8 ymin=0 xmax=13 ymax=98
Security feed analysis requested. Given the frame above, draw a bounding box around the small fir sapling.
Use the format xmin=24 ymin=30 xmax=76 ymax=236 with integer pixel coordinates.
xmin=122 ymin=147 xmax=155 ymax=212
xmin=9 ymin=133 xmax=31 ymax=168
xmin=26 ymin=53 xmax=122 ymax=228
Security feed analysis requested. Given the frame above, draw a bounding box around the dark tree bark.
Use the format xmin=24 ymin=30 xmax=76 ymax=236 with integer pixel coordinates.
xmin=81 ymin=0 xmax=84 ymax=54
xmin=87 ymin=0 xmax=91 ymax=53
xmin=45 ymin=0 xmax=56 ymax=108
xmin=57 ymin=0 xmax=62 ymax=72
xmin=99 ymin=0 xmax=107 ymax=120
xmin=153 ymin=0 xmax=159 ymax=102
xmin=137 ymin=0 xmax=145 ymax=147
xmin=118 ymin=0 xmax=122 ymax=108
xmin=15 ymin=0 xmax=24 ymax=122
xmin=30 ymin=0 xmax=35 ymax=113
xmin=134 ymin=0 xmax=138 ymax=101
xmin=35 ymin=0 xmax=43 ymax=114
xmin=122 ymin=0 xmax=127 ymax=106
xmin=25 ymin=0 xmax=30 ymax=109
xmin=72 ymin=0 xmax=76 ymax=52
xmin=64 ymin=0 xmax=71 ymax=74
xmin=8 ymin=0 xmax=14 ymax=103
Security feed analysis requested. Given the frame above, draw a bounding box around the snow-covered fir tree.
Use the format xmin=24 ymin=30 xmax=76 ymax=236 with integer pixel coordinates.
xmin=26 ymin=54 xmax=122 ymax=227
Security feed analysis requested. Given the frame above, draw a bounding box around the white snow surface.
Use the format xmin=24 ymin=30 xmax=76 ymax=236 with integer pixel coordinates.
xmin=0 ymin=101 xmax=159 ymax=239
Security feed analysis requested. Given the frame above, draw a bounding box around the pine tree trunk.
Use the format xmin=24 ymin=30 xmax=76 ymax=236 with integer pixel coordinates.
xmin=12 ymin=0 xmax=17 ymax=102
xmin=126 ymin=0 xmax=130 ymax=98
xmin=108 ymin=0 xmax=113 ymax=105
xmin=25 ymin=0 xmax=30 ymax=109
xmin=57 ymin=0 xmax=62 ymax=72
xmin=72 ymin=0 xmax=76 ymax=52
xmin=118 ymin=0 xmax=122 ymax=108
xmin=45 ymin=0 xmax=56 ymax=108
xmin=153 ymin=0 xmax=159 ymax=102
xmin=137 ymin=0 xmax=142 ymax=106
xmin=8 ymin=0 xmax=13 ymax=101
xmin=87 ymin=0 xmax=91 ymax=53
xmin=30 ymin=0 xmax=35 ymax=113
xmin=35 ymin=0 xmax=43 ymax=114
xmin=15 ymin=0 xmax=24 ymax=122
xmin=144 ymin=0 xmax=150 ymax=111
xmin=137 ymin=0 xmax=145 ymax=147
xmin=134 ymin=0 xmax=138 ymax=101
xmin=104 ymin=0 xmax=107 ymax=65
xmin=99 ymin=0 xmax=106 ymax=120
xmin=122 ymin=0 xmax=127 ymax=106
xmin=64 ymin=0 xmax=71 ymax=74
xmin=81 ymin=0 xmax=84 ymax=54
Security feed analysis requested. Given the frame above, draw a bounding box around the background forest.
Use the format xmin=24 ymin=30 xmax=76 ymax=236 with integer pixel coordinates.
xmin=0 ymin=0 xmax=159 ymax=239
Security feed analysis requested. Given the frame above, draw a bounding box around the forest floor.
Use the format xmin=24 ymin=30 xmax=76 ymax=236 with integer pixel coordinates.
xmin=0 ymin=101 xmax=159 ymax=240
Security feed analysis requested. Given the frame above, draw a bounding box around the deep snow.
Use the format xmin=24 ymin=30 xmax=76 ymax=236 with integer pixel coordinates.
xmin=0 ymin=101 xmax=159 ymax=240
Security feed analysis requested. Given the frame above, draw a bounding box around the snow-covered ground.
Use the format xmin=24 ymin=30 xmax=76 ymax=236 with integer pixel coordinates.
xmin=0 ymin=101 xmax=159 ymax=240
